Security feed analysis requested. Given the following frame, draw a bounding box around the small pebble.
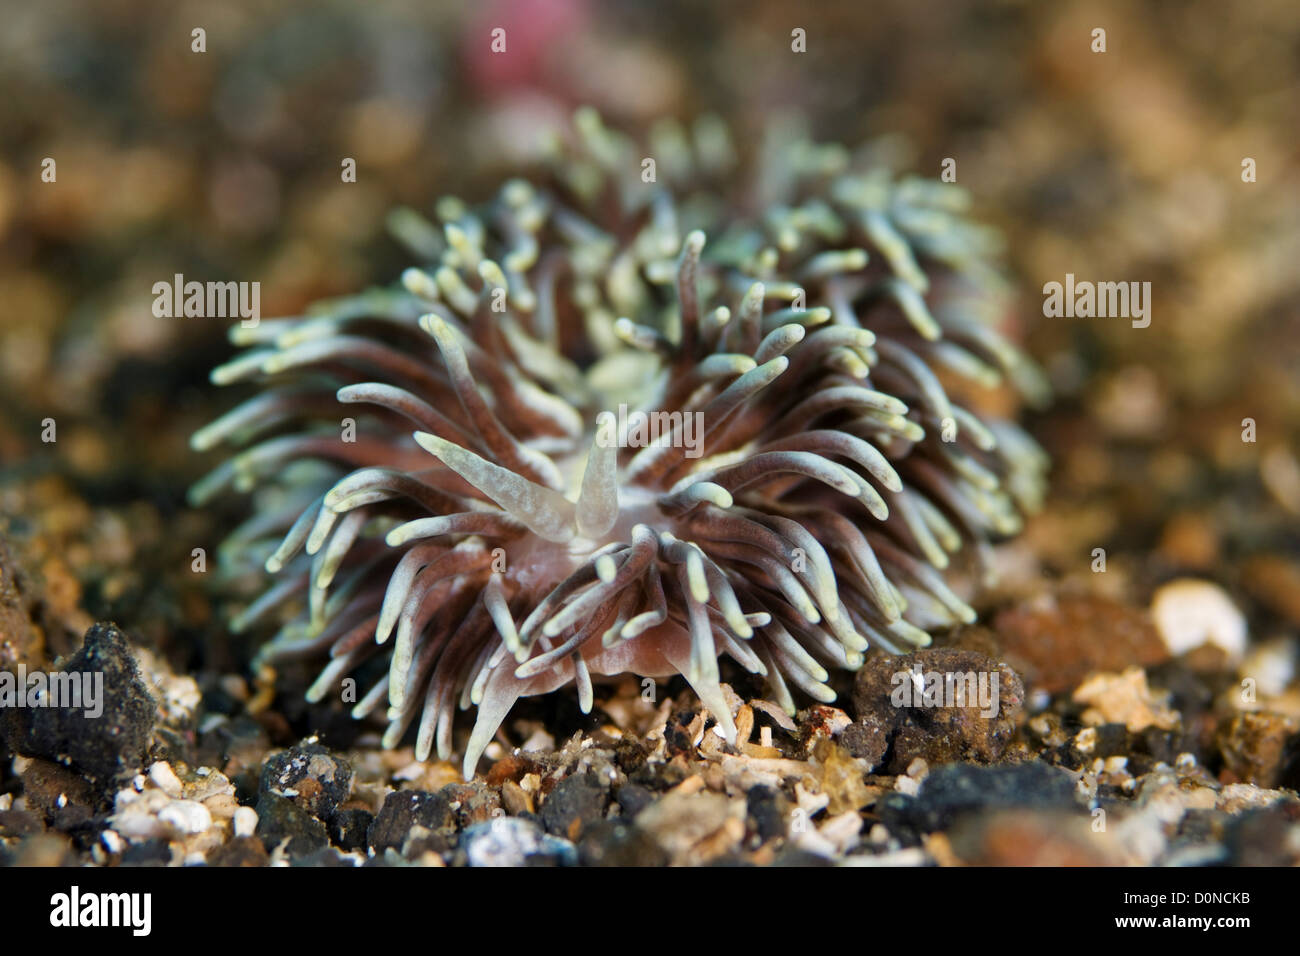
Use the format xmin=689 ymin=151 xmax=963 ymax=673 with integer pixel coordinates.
xmin=233 ymin=806 xmax=259 ymax=839
xmin=1073 ymin=667 xmax=1179 ymax=732
xmin=1151 ymin=579 xmax=1247 ymax=662
xmin=1238 ymin=638 xmax=1295 ymax=698
xmin=463 ymin=817 xmax=576 ymax=867
xmin=149 ymin=761 xmax=184 ymax=799
xmin=159 ymin=800 xmax=212 ymax=835
xmin=540 ymin=773 xmax=608 ymax=839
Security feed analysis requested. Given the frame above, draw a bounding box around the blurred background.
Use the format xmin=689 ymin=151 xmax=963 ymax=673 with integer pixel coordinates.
xmin=0 ymin=0 xmax=1297 ymax=675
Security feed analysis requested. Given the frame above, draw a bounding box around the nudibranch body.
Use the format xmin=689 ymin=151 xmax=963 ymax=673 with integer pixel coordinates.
xmin=192 ymin=110 xmax=1047 ymax=778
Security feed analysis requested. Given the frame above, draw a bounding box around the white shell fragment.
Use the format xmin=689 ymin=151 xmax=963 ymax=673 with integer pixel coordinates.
xmin=1151 ymin=578 xmax=1247 ymax=663
xmin=233 ymin=806 xmax=260 ymax=839
xmin=158 ymin=800 xmax=214 ymax=836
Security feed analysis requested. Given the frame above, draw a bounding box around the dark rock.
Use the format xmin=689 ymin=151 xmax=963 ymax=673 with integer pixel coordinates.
xmin=259 ymin=741 xmax=352 ymax=818
xmin=840 ymin=719 xmax=888 ymax=765
xmin=440 ymin=781 xmax=503 ymax=828
xmin=21 ymin=759 xmax=105 ymax=850
xmin=1225 ymin=803 xmax=1300 ymax=866
xmin=1216 ymin=712 xmax=1298 ymax=788
xmin=1051 ymin=740 xmax=1090 ymax=771
xmin=881 ymin=761 xmax=1081 ymax=833
xmin=540 ymin=772 xmax=608 ymax=839
xmin=0 ymin=809 xmax=43 ymax=837
xmin=746 ymin=785 xmax=789 ymax=843
xmin=1148 ymin=657 xmax=1233 ymax=717
xmin=255 ymin=792 xmax=330 ymax=857
xmin=1126 ymin=753 xmax=1159 ymax=777
xmin=50 ymin=804 xmax=97 ymax=839
xmin=19 ymin=757 xmax=97 ymax=824
xmin=209 ymin=836 xmax=270 ymax=867
xmin=1131 ymin=726 xmax=1198 ymax=767
xmin=120 ymin=838 xmax=173 ymax=866
xmin=368 ymin=789 xmax=453 ymax=854
xmin=401 ymin=824 xmax=458 ymax=859
xmin=630 ymin=757 xmax=689 ymax=791
xmin=1094 ymin=723 xmax=1131 ymax=757
xmin=851 ymin=647 xmax=1024 ymax=773
xmin=197 ymin=680 xmax=243 ymax=718
xmin=577 ymin=819 xmax=667 ymax=866
xmin=614 ymin=734 xmax=649 ymax=774
xmin=613 ymin=781 xmax=655 ymax=818
xmin=329 ymin=807 xmax=374 ymax=852
xmin=2 ymin=622 xmax=156 ymax=788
